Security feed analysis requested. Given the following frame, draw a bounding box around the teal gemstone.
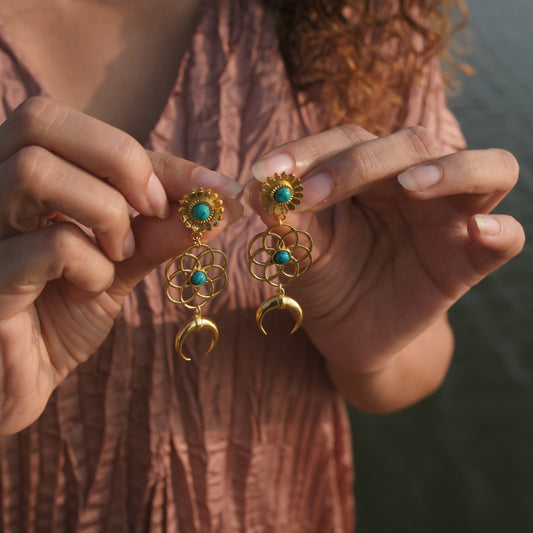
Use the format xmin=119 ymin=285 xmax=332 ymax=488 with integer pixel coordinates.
xmin=273 ymin=187 xmax=292 ymax=204
xmin=191 ymin=202 xmax=211 ymax=221
xmin=273 ymin=249 xmax=291 ymax=265
xmin=190 ymin=270 xmax=207 ymax=286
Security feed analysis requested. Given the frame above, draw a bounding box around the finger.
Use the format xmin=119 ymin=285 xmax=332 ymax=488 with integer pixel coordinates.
xmin=0 ymin=97 xmax=168 ymax=218
xmin=256 ymin=126 xmax=447 ymax=211
xmin=251 ymin=124 xmax=377 ymax=180
xmin=147 ymin=151 xmax=242 ymax=200
xmin=466 ymin=214 xmax=525 ymax=278
xmin=397 ymin=149 xmax=519 ymax=212
xmin=0 ymin=223 xmax=115 ymax=320
xmin=0 ymin=146 xmax=133 ymax=261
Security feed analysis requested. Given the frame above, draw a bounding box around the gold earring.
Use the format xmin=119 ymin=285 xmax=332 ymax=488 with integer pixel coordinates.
xmin=248 ymin=172 xmax=313 ymax=334
xmin=165 ymin=188 xmax=228 ymax=361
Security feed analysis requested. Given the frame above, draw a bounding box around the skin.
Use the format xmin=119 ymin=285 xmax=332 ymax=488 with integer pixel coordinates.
xmin=0 ymin=1 xmax=525 ymax=434
xmin=248 ymin=126 xmax=524 ymax=412
xmin=0 ymin=0 xmax=204 ymax=141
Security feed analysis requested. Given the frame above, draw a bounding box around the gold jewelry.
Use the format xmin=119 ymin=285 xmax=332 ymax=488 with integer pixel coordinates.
xmin=165 ymin=188 xmax=227 ymax=361
xmin=248 ymin=172 xmax=313 ymax=334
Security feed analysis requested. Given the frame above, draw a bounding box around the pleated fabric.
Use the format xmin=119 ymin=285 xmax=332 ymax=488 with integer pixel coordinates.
xmin=0 ymin=0 xmax=465 ymax=531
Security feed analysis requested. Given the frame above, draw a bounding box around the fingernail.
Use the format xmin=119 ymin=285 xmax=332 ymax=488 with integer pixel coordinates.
xmin=251 ymin=153 xmax=294 ymax=181
xmin=301 ymin=172 xmax=334 ymax=207
xmin=123 ymin=228 xmax=135 ymax=258
xmin=474 ymin=215 xmax=501 ymax=236
xmin=398 ymin=164 xmax=442 ymax=192
xmin=146 ymin=172 xmax=169 ymax=219
xmin=192 ymin=167 xmax=242 ymax=196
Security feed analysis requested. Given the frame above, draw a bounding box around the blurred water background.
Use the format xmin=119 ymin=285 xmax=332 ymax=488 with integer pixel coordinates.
xmin=349 ymin=0 xmax=533 ymax=531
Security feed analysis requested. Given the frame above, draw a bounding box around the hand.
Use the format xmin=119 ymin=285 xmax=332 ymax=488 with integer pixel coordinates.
xmin=248 ymin=125 xmax=525 ymax=373
xmin=0 ymin=97 xmax=242 ymax=434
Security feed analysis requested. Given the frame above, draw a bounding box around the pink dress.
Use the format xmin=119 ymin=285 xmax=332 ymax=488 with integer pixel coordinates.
xmin=0 ymin=0 xmax=465 ymax=531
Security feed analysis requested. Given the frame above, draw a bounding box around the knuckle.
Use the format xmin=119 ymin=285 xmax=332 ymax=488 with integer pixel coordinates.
xmin=295 ymin=124 xmax=374 ymax=165
xmin=334 ymin=124 xmax=372 ymax=144
xmin=348 ymin=144 xmax=381 ymax=182
xmin=10 ymin=145 xmax=54 ymax=193
xmin=103 ymin=133 xmax=148 ymax=179
xmin=97 ymin=191 xmax=129 ymax=232
xmin=152 ymin=152 xmax=181 ymax=184
xmin=452 ymin=151 xmax=483 ymax=191
xmin=12 ymin=96 xmax=64 ymax=136
xmin=46 ymin=222 xmax=83 ymax=256
xmin=302 ymin=136 xmax=329 ymax=162
xmin=404 ymin=126 xmax=443 ymax=160
xmin=44 ymin=223 xmax=115 ymax=291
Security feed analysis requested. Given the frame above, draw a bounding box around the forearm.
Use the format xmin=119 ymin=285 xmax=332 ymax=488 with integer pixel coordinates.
xmin=324 ymin=316 xmax=454 ymax=414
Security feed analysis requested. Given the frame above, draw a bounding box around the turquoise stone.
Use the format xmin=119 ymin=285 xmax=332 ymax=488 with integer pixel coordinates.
xmin=273 ymin=249 xmax=291 ymax=265
xmin=190 ymin=270 xmax=207 ymax=286
xmin=273 ymin=187 xmax=292 ymax=204
xmin=191 ymin=202 xmax=211 ymax=221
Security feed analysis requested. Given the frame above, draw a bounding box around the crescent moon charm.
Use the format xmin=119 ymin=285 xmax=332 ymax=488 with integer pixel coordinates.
xmin=175 ymin=316 xmax=219 ymax=361
xmin=256 ymin=295 xmax=303 ymax=335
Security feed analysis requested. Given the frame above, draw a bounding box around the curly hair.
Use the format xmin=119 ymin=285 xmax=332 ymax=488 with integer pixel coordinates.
xmin=263 ymin=0 xmax=470 ymax=134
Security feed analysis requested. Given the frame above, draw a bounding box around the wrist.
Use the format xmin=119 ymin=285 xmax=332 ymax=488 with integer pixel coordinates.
xmin=322 ymin=316 xmax=454 ymax=413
